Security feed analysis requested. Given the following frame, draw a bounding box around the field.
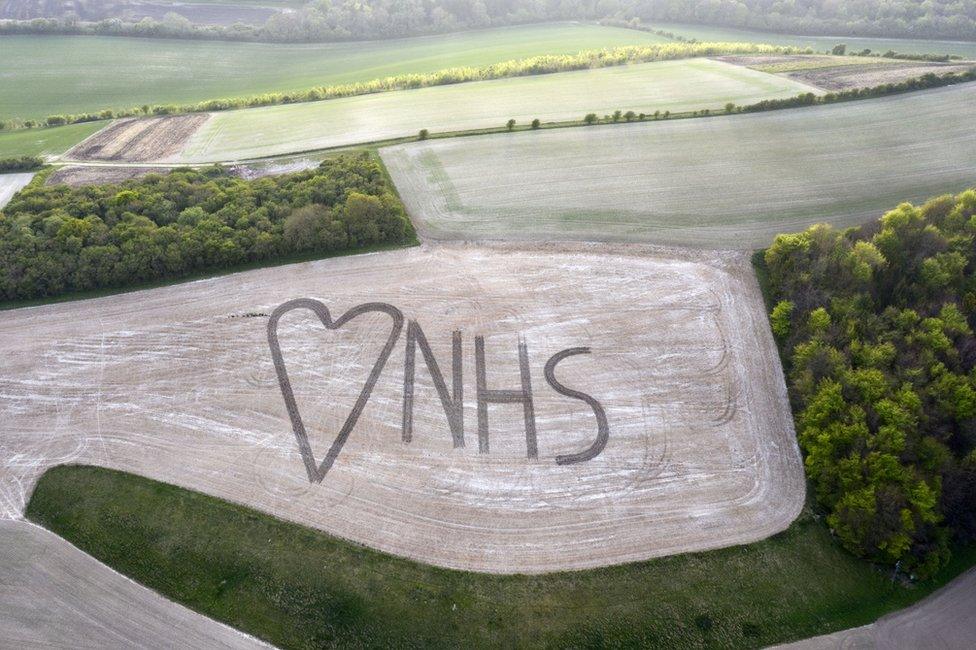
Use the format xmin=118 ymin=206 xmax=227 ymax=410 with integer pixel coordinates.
xmin=0 ymin=242 xmax=802 ymax=572
xmin=19 ymin=466 xmax=976 ymax=648
xmin=655 ymin=21 xmax=976 ymax=58
xmin=0 ymin=23 xmax=669 ymax=119
xmin=382 ymin=84 xmax=976 ymax=250
xmin=0 ymin=172 xmax=34 ymax=208
xmin=0 ymin=122 xmax=104 ymax=158
xmin=168 ymin=58 xmax=818 ymax=163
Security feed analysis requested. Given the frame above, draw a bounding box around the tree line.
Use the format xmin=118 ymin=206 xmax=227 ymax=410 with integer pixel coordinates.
xmin=0 ymin=154 xmax=414 ymax=302
xmin=0 ymin=156 xmax=44 ymax=172
xmin=0 ymin=42 xmax=803 ymax=128
xmin=762 ymin=188 xmax=976 ymax=578
xmin=3 ymin=0 xmax=976 ymax=43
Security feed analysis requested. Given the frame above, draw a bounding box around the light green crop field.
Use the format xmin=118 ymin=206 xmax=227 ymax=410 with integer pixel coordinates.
xmin=654 ymin=21 xmax=976 ymax=58
xmin=382 ymin=83 xmax=976 ymax=250
xmin=0 ymin=122 xmax=103 ymax=158
xmin=0 ymin=23 xmax=669 ymax=119
xmin=177 ymin=58 xmax=817 ymax=162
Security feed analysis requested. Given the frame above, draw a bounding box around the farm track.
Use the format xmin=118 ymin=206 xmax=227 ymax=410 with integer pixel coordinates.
xmin=0 ymin=242 xmax=803 ymax=574
xmin=777 ymin=567 xmax=976 ymax=648
xmin=0 ymin=172 xmax=34 ymax=208
xmin=0 ymin=519 xmax=271 ymax=648
xmin=382 ymin=83 xmax=976 ymax=250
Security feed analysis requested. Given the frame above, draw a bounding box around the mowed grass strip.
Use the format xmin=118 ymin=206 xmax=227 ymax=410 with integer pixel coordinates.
xmin=650 ymin=21 xmax=976 ymax=59
xmin=0 ymin=122 xmax=103 ymax=158
xmin=177 ymin=58 xmax=816 ymax=162
xmin=26 ymin=465 xmax=976 ymax=649
xmin=0 ymin=23 xmax=669 ymax=120
xmin=381 ymin=83 xmax=976 ymax=250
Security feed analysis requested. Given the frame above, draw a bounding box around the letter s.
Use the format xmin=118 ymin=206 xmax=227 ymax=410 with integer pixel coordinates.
xmin=544 ymin=347 xmax=609 ymax=465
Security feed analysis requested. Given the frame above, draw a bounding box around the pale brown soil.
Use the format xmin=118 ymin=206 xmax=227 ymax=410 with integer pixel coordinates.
xmin=46 ymin=165 xmax=172 ymax=187
xmin=0 ymin=519 xmax=270 ymax=648
xmin=65 ymin=114 xmax=210 ymax=163
xmin=790 ymin=62 xmax=975 ymax=91
xmin=777 ymin=567 xmax=976 ymax=649
xmin=0 ymin=242 xmax=803 ymax=574
xmin=716 ymin=54 xmax=974 ymax=91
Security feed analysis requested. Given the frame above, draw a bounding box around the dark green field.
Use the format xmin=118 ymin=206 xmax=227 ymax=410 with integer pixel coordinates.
xmin=27 ymin=465 xmax=976 ymax=649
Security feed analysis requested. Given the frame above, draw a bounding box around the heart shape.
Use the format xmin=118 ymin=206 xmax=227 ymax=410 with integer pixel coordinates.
xmin=267 ymin=299 xmax=404 ymax=483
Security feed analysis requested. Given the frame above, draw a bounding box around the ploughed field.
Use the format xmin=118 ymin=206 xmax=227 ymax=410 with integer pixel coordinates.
xmin=0 ymin=23 xmax=669 ymax=120
xmin=382 ymin=84 xmax=976 ymax=250
xmin=170 ymin=58 xmax=818 ymax=163
xmin=0 ymin=242 xmax=803 ymax=574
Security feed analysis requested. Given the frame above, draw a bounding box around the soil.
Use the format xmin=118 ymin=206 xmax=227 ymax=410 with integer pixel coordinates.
xmin=64 ymin=114 xmax=210 ymax=163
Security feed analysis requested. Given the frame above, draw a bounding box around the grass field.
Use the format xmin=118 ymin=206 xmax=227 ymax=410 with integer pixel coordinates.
xmin=176 ymin=58 xmax=818 ymax=162
xmin=0 ymin=122 xmax=103 ymax=158
xmin=654 ymin=21 xmax=976 ymax=58
xmin=382 ymin=84 xmax=976 ymax=250
xmin=26 ymin=465 xmax=976 ymax=649
xmin=0 ymin=23 xmax=669 ymax=119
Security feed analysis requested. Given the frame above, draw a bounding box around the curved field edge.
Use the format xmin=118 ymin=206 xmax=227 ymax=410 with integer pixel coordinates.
xmin=26 ymin=465 xmax=976 ymax=649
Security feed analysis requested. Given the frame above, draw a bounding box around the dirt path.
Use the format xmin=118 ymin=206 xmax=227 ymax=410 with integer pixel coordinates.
xmin=0 ymin=242 xmax=803 ymax=573
xmin=0 ymin=519 xmax=270 ymax=648
xmin=777 ymin=567 xmax=976 ymax=649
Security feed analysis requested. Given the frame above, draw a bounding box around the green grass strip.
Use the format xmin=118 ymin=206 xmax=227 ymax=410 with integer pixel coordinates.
xmin=27 ymin=465 xmax=976 ymax=649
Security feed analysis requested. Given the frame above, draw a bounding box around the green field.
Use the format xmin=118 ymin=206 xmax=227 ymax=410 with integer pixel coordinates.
xmin=0 ymin=122 xmax=103 ymax=158
xmin=26 ymin=465 xmax=976 ymax=649
xmin=178 ymin=58 xmax=817 ymax=162
xmin=0 ymin=23 xmax=669 ymax=120
xmin=382 ymin=83 xmax=976 ymax=250
xmin=655 ymin=21 xmax=976 ymax=58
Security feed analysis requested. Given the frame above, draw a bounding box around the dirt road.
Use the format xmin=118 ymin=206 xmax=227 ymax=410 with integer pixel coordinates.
xmin=0 ymin=519 xmax=270 ymax=648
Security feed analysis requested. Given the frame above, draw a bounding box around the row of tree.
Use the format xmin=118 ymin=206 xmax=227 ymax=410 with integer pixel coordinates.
xmin=763 ymin=188 xmax=976 ymax=578
xmin=1 ymin=41 xmax=800 ymax=128
xmin=0 ymin=157 xmax=44 ymax=172
xmin=3 ymin=0 xmax=976 ymax=42
xmin=0 ymin=154 xmax=414 ymax=302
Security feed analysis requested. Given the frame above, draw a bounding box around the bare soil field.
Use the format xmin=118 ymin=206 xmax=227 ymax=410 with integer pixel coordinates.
xmin=0 ymin=172 xmax=34 ymax=208
xmin=45 ymin=165 xmax=172 ymax=187
xmin=65 ymin=114 xmax=210 ymax=162
xmin=716 ymin=54 xmax=975 ymax=91
xmin=0 ymin=519 xmax=270 ymax=648
xmin=0 ymin=242 xmax=803 ymax=573
xmin=381 ymin=84 xmax=976 ymax=250
xmin=778 ymin=567 xmax=976 ymax=649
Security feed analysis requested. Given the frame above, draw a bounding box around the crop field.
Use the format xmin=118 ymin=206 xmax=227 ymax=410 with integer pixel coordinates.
xmin=382 ymin=84 xmax=976 ymax=250
xmin=0 ymin=122 xmax=104 ymax=158
xmin=0 ymin=23 xmax=669 ymax=119
xmin=0 ymin=242 xmax=803 ymax=573
xmin=654 ymin=21 xmax=976 ymax=58
xmin=171 ymin=58 xmax=818 ymax=163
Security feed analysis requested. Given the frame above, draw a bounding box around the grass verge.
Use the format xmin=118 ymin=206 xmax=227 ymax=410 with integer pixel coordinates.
xmin=27 ymin=465 xmax=976 ymax=649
